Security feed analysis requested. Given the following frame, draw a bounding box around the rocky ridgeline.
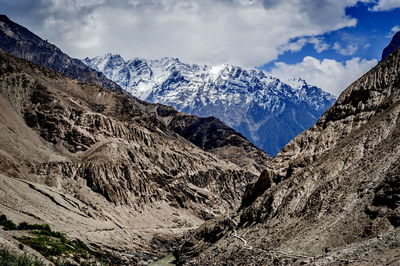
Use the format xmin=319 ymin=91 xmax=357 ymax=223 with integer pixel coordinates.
xmin=0 ymin=50 xmax=259 ymax=213
xmin=0 ymin=15 xmax=122 ymax=92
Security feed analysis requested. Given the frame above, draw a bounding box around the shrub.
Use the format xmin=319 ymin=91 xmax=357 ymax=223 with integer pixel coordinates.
xmin=0 ymin=215 xmax=17 ymax=230
xmin=18 ymin=224 xmax=51 ymax=232
xmin=17 ymin=222 xmax=30 ymax=230
xmin=0 ymin=214 xmax=52 ymax=232
xmin=0 ymin=215 xmax=108 ymax=265
xmin=0 ymin=248 xmax=44 ymax=266
xmin=1 ymin=220 xmax=17 ymax=231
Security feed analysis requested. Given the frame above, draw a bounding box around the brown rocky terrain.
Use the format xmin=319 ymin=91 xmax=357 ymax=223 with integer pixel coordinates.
xmin=0 ymin=49 xmax=263 ymax=264
xmin=3 ymin=13 xmax=398 ymax=266
xmin=175 ymin=39 xmax=400 ymax=265
xmin=144 ymin=103 xmax=269 ymax=174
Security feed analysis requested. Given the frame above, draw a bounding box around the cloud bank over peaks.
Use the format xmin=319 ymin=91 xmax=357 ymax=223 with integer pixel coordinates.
xmin=269 ymin=56 xmax=378 ymax=96
xmin=3 ymin=0 xmax=374 ymax=66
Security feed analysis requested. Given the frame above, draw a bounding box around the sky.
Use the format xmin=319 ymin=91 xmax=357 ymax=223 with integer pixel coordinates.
xmin=1 ymin=0 xmax=399 ymax=96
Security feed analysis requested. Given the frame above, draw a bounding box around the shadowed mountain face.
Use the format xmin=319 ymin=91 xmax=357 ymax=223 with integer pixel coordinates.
xmin=0 ymin=15 xmax=122 ymax=92
xmin=382 ymin=31 xmax=400 ymax=61
xmin=175 ymin=39 xmax=400 ymax=265
xmin=0 ymin=14 xmax=269 ymax=174
xmin=0 ymin=49 xmax=261 ymax=264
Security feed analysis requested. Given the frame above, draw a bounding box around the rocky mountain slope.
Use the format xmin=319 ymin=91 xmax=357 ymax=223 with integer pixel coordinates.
xmin=0 ymin=15 xmax=121 ymax=92
xmin=175 ymin=40 xmax=400 ymax=265
xmin=0 ymin=49 xmax=264 ymax=264
xmin=83 ymin=54 xmax=335 ymax=156
xmin=0 ymin=14 xmax=269 ymax=175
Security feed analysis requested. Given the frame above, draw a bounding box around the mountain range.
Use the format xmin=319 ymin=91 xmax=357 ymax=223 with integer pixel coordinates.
xmin=0 ymin=13 xmax=399 ymax=266
xmin=83 ymin=54 xmax=336 ymax=155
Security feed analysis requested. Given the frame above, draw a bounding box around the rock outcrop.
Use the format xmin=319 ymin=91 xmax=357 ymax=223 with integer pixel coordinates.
xmin=176 ymin=36 xmax=400 ymax=265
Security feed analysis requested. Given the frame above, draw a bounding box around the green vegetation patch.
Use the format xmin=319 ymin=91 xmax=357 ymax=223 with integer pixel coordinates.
xmin=16 ymin=231 xmax=108 ymax=265
xmin=0 ymin=248 xmax=44 ymax=266
xmin=17 ymin=233 xmax=85 ymax=258
xmin=0 ymin=214 xmax=108 ymax=265
xmin=0 ymin=215 xmax=52 ymax=232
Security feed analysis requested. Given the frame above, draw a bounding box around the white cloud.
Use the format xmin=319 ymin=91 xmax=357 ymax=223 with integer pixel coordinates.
xmin=310 ymin=37 xmax=331 ymax=53
xmin=269 ymin=56 xmax=378 ymax=96
xmin=387 ymin=25 xmax=400 ymax=37
xmin=333 ymin=42 xmax=358 ymax=55
xmin=279 ymin=37 xmax=329 ymax=54
xmin=370 ymin=0 xmax=400 ymax=11
xmin=4 ymin=0 xmax=371 ymax=66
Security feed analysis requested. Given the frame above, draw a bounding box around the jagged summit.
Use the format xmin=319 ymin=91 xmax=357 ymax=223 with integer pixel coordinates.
xmin=382 ymin=31 xmax=400 ymax=60
xmin=84 ymin=54 xmax=335 ymax=155
xmin=284 ymin=77 xmax=308 ymax=89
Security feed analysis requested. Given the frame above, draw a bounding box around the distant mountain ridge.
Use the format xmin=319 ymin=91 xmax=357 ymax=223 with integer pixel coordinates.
xmin=84 ymin=54 xmax=336 ymax=155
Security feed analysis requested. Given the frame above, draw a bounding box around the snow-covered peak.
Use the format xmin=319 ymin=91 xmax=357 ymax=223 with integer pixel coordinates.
xmin=83 ymin=53 xmax=334 ymax=104
xmin=285 ymin=77 xmax=308 ymax=89
xmin=83 ymin=53 xmax=335 ymax=110
xmin=83 ymin=53 xmax=125 ymax=72
xmin=83 ymin=54 xmax=336 ymax=155
xmin=209 ymin=64 xmax=227 ymax=80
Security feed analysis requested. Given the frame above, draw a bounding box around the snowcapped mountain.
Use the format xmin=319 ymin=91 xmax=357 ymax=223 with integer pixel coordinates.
xmin=83 ymin=54 xmax=335 ymax=155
